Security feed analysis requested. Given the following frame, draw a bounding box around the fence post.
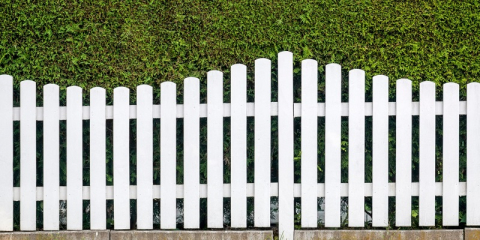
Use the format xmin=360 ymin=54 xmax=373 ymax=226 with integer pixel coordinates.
xmin=231 ymin=65 xmax=247 ymax=228
xmin=20 ymin=80 xmax=36 ymax=231
xmin=372 ymin=75 xmax=389 ymax=227
xmin=254 ymin=58 xmax=271 ymax=227
xmin=90 ymin=87 xmax=106 ymax=230
xmin=0 ymin=75 xmax=13 ymax=231
xmin=44 ymin=84 xmax=60 ymax=230
xmin=278 ymin=51 xmax=294 ymax=239
xmin=419 ymin=81 xmax=435 ymax=226
xmin=160 ymin=82 xmax=177 ymax=229
xmin=301 ymin=59 xmax=318 ymax=228
xmin=324 ymin=64 xmax=342 ymax=228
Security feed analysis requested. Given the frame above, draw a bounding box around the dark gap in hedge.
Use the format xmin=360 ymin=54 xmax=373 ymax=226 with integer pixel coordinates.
xmin=83 ymin=120 xmax=90 ymax=186
xmin=271 ymin=116 xmax=278 ymax=183
xmin=341 ymin=116 xmax=348 ymax=183
xmin=177 ymin=118 xmax=184 ymax=185
xmin=388 ymin=116 xmax=396 ymax=183
xmin=293 ymin=117 xmax=301 ymax=183
xmin=412 ymin=116 xmax=420 ymax=182
xmin=365 ymin=116 xmax=373 ymax=183
xmin=129 ymin=119 xmax=136 ymax=185
xmin=59 ymin=120 xmax=67 ymax=186
xmin=153 ymin=119 xmax=160 ymax=185
xmin=318 ymin=117 xmax=325 ymax=184
xmin=105 ymin=120 xmax=113 ymax=186
xmin=247 ymin=117 xmax=255 ymax=183
xmin=223 ymin=117 xmax=231 ymax=184
xmin=37 ymin=121 xmax=43 ymax=187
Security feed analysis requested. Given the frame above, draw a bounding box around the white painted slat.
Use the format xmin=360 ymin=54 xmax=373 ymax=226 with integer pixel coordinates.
xmin=301 ymin=59 xmax=318 ymax=228
xmin=90 ymin=87 xmax=106 ymax=230
xmin=207 ymin=71 xmax=224 ymax=228
xmin=0 ymin=75 xmax=13 ymax=231
xmin=207 ymin=71 xmax=223 ymax=228
xmin=230 ymin=65 xmax=247 ymax=228
xmin=113 ymin=87 xmax=130 ymax=229
xmin=20 ymin=80 xmax=36 ymax=231
xmin=43 ymin=84 xmax=59 ymax=230
xmin=443 ymin=83 xmax=459 ymax=226
xmin=254 ymin=58 xmax=271 ymax=227
xmin=419 ymin=81 xmax=436 ymax=226
xmin=184 ymin=77 xmax=200 ymax=229
xmin=467 ymin=83 xmax=480 ymax=225
xmin=372 ymin=75 xmax=389 ymax=227
xmin=67 ymin=86 xmax=83 ymax=230
xmin=160 ymin=82 xmax=177 ymax=229
xmin=324 ymin=63 xmax=342 ymax=228
xmin=278 ymin=51 xmax=294 ymax=240
xmin=348 ymin=69 xmax=365 ymax=227
xmin=395 ymin=79 xmax=412 ymax=226
xmin=137 ymin=85 xmax=153 ymax=229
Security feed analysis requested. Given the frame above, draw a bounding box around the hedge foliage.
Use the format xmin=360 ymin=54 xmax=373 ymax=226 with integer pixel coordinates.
xmin=2 ymin=0 xmax=480 ymax=95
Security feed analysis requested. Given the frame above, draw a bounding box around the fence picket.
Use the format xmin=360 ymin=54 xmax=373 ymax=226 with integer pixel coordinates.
xmin=372 ymin=75 xmax=389 ymax=227
xmin=419 ymin=81 xmax=436 ymax=226
xmin=230 ymin=65 xmax=247 ymax=228
xmin=137 ymin=85 xmax=153 ymax=229
xmin=0 ymin=75 xmax=13 ymax=231
xmin=325 ymin=64 xmax=342 ymax=228
xmin=161 ymin=82 xmax=177 ymax=229
xmin=348 ymin=69 xmax=365 ymax=227
xmin=207 ymin=71 xmax=224 ymax=228
xmin=113 ymin=87 xmax=130 ymax=229
xmin=467 ymin=83 xmax=480 ymax=225
xmin=254 ymin=58 xmax=271 ymax=227
xmin=184 ymin=77 xmax=200 ymax=229
xmin=443 ymin=83 xmax=459 ymax=226
xmin=278 ymin=51 xmax=294 ymax=240
xmin=301 ymin=59 xmax=318 ymax=228
xmin=90 ymin=87 xmax=106 ymax=230
xmin=67 ymin=86 xmax=83 ymax=230
xmin=43 ymin=84 xmax=59 ymax=230
xmin=396 ymin=79 xmax=412 ymax=226
xmin=20 ymin=80 xmax=36 ymax=231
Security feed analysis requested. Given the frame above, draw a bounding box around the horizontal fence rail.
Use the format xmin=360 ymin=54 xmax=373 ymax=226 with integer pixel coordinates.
xmin=0 ymin=51 xmax=478 ymax=239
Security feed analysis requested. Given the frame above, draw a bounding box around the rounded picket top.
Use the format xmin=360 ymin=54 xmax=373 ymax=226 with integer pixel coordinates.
xmin=207 ymin=70 xmax=223 ymax=78
xmin=443 ymin=82 xmax=459 ymax=89
xmin=255 ymin=58 xmax=271 ymax=65
xmin=20 ymin=80 xmax=36 ymax=87
xmin=113 ymin=86 xmax=130 ymax=95
xmin=373 ymin=75 xmax=389 ymax=83
xmin=67 ymin=85 xmax=82 ymax=94
xmin=137 ymin=84 xmax=152 ymax=92
xmin=301 ymin=59 xmax=317 ymax=65
xmin=326 ymin=63 xmax=341 ymax=72
xmin=396 ymin=78 xmax=412 ymax=87
xmin=43 ymin=84 xmax=59 ymax=97
xmin=350 ymin=68 xmax=365 ymax=75
xmin=420 ymin=80 xmax=435 ymax=88
xmin=44 ymin=83 xmax=59 ymax=90
xmin=184 ymin=77 xmax=199 ymax=85
xmin=161 ymin=81 xmax=176 ymax=88
xmin=231 ymin=63 xmax=247 ymax=71
xmin=467 ymin=82 xmax=480 ymax=97
xmin=0 ymin=74 xmax=13 ymax=83
xmin=279 ymin=51 xmax=293 ymax=58
xmin=90 ymin=86 xmax=106 ymax=94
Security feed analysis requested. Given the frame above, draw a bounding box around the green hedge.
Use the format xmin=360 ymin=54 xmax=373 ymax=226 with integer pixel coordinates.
xmin=1 ymin=0 xmax=480 ymax=94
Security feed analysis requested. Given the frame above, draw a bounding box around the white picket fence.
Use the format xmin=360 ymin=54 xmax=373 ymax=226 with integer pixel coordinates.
xmin=0 ymin=51 xmax=479 ymax=239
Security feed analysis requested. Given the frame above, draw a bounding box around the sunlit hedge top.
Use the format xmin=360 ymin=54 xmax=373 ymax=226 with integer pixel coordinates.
xmin=1 ymin=0 xmax=479 ymax=96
